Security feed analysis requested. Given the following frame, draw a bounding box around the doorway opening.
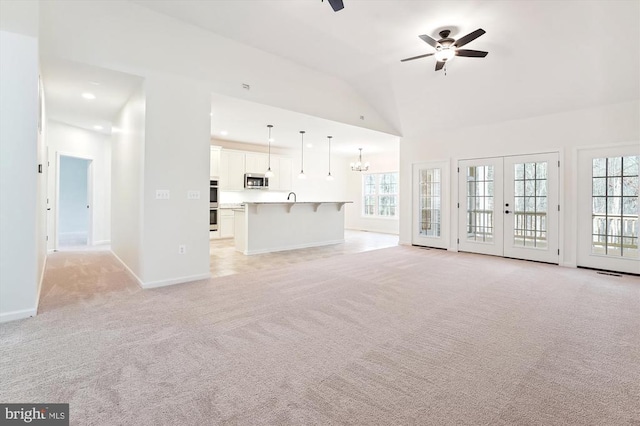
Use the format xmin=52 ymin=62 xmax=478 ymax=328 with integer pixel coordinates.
xmin=57 ymin=155 xmax=92 ymax=249
xmin=457 ymin=152 xmax=560 ymax=264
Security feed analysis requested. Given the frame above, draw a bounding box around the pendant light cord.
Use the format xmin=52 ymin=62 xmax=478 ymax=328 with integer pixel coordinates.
xmin=300 ymin=131 xmax=305 ymax=173
xmin=267 ymin=125 xmax=272 ymax=169
xmin=328 ymin=136 xmax=332 ymax=174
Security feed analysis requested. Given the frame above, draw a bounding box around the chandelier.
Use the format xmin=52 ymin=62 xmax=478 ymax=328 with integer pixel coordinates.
xmin=350 ymin=148 xmax=370 ymax=172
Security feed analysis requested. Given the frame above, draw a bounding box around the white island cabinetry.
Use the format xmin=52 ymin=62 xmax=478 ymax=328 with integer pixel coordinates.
xmin=234 ymin=201 xmax=352 ymax=255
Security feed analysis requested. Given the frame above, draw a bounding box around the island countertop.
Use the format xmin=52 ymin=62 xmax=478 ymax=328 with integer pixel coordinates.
xmin=243 ymin=201 xmax=353 ymax=204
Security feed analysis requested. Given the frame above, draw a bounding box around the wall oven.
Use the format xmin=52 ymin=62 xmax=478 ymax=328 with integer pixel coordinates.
xmin=210 ymin=179 xmax=218 ymax=231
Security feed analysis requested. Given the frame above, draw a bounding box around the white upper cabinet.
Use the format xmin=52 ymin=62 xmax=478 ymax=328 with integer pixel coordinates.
xmin=210 ymin=146 xmax=221 ymax=178
xmin=220 ymin=150 xmax=245 ymax=190
xmin=218 ymin=149 xmax=293 ymax=191
xmin=267 ymin=156 xmax=292 ymax=191
xmin=277 ymin=157 xmax=293 ymax=191
xmin=245 ymin=153 xmax=268 ymax=174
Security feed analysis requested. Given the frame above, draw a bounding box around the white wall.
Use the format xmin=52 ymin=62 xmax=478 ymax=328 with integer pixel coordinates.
xmin=139 ymin=74 xmax=211 ymax=287
xmin=46 ymin=121 xmax=112 ymax=249
xmin=399 ymin=100 xmax=640 ymax=267
xmin=0 ymin=27 xmax=41 ymax=321
xmin=345 ymin=151 xmax=400 ymax=234
xmin=111 ymin=84 xmax=145 ymax=281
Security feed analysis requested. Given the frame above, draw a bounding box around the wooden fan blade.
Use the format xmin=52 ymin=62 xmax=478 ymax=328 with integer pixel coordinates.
xmin=327 ymin=0 xmax=344 ymax=11
xmin=435 ymin=61 xmax=445 ymax=71
xmin=419 ymin=34 xmax=439 ymax=48
xmin=456 ymin=49 xmax=488 ymax=58
xmin=454 ymin=29 xmax=486 ymax=48
xmin=400 ymin=53 xmax=435 ymax=62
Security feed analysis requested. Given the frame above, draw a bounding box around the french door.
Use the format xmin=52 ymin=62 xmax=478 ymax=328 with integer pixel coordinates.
xmin=412 ymin=161 xmax=449 ymax=249
xmin=458 ymin=153 xmax=559 ymax=263
xmin=577 ymin=145 xmax=639 ymax=274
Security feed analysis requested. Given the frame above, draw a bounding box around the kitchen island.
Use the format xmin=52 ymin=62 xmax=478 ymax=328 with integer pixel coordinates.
xmin=234 ymin=201 xmax=352 ymax=255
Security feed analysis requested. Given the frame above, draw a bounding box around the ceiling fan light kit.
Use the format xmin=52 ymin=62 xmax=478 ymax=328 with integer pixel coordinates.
xmin=401 ymin=28 xmax=488 ymax=72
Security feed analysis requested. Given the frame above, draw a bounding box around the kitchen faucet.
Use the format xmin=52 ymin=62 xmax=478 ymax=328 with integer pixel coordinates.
xmin=287 ymin=192 xmax=296 ymax=202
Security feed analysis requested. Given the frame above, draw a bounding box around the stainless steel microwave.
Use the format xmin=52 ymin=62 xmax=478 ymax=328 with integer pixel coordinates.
xmin=244 ymin=173 xmax=269 ymax=189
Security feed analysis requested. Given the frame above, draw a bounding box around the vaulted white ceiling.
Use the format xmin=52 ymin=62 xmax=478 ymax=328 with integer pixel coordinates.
xmin=40 ymin=1 xmax=639 ymax=152
xmin=134 ymin=0 xmax=639 ymax=135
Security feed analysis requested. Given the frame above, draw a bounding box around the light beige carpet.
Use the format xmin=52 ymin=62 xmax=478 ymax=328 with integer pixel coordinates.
xmin=1 ymin=246 xmax=639 ymax=425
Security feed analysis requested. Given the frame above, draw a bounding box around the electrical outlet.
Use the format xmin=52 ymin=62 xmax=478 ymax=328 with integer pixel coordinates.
xmin=156 ymin=190 xmax=170 ymax=200
xmin=187 ymin=190 xmax=200 ymax=200
xmin=178 ymin=244 xmax=186 ymax=254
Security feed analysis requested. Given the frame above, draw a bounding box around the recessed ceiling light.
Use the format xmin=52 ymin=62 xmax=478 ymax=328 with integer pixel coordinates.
xmin=89 ymin=81 xmax=101 ymax=86
xmin=307 ymin=143 xmax=313 ymax=148
xmin=93 ymin=125 xmax=103 ymax=131
xmin=210 ymin=113 xmax=213 ymax=117
xmin=82 ymin=92 xmax=96 ymax=100
xmin=220 ymin=130 xmax=228 ymax=136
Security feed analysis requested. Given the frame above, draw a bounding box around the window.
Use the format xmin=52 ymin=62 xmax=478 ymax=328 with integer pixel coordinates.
xmin=513 ymin=161 xmax=548 ymax=248
xmin=465 ymin=165 xmax=494 ymax=242
xmin=419 ymin=168 xmax=441 ymax=237
xmin=591 ymin=156 xmax=639 ymax=258
xmin=363 ymin=173 xmax=398 ymax=217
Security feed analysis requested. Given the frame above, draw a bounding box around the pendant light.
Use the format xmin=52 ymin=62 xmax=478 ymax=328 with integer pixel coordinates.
xmin=350 ymin=148 xmax=370 ymax=172
xmin=326 ymin=136 xmax=334 ymax=181
xmin=298 ymin=131 xmax=306 ymax=179
xmin=264 ymin=125 xmax=274 ymax=178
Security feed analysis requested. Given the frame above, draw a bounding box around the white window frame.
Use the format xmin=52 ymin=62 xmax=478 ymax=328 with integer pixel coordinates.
xmin=362 ymin=172 xmax=399 ymax=218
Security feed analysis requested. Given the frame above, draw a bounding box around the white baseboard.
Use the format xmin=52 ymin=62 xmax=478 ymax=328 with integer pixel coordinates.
xmin=447 ymin=247 xmax=459 ymax=252
xmin=141 ymin=273 xmax=211 ymax=289
xmin=110 ymin=250 xmax=144 ymax=288
xmin=561 ymin=261 xmax=577 ymax=268
xmin=345 ymin=227 xmax=399 ymax=236
xmin=93 ymin=240 xmax=111 ymax=246
xmin=0 ymin=308 xmax=37 ymax=323
xmin=244 ymin=239 xmax=344 ymax=255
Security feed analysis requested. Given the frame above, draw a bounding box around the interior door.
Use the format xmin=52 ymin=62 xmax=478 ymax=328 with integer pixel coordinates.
xmin=577 ymin=145 xmax=639 ymax=274
xmin=458 ymin=158 xmax=504 ymax=256
xmin=412 ymin=161 xmax=449 ymax=249
xmin=503 ymin=153 xmax=559 ymax=263
xmin=458 ymin=153 xmax=559 ymax=264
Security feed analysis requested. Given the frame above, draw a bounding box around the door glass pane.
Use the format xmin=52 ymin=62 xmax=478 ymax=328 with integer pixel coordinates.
xmin=419 ymin=168 xmax=441 ymax=237
xmin=592 ymin=156 xmax=639 ymax=258
xmin=513 ymin=162 xmax=548 ymax=248
xmin=465 ymin=165 xmax=494 ymax=243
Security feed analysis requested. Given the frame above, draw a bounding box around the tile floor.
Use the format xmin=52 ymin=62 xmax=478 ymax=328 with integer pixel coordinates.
xmin=210 ymin=230 xmax=399 ymax=277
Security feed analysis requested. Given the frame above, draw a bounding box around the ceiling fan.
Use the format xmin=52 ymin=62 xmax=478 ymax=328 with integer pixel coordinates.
xmin=322 ymin=0 xmax=344 ymax=12
xmin=401 ymin=29 xmax=488 ymax=71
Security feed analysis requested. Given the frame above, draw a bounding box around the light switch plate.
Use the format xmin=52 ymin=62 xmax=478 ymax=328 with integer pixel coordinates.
xmin=156 ymin=190 xmax=170 ymax=200
xmin=187 ymin=190 xmax=200 ymax=200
